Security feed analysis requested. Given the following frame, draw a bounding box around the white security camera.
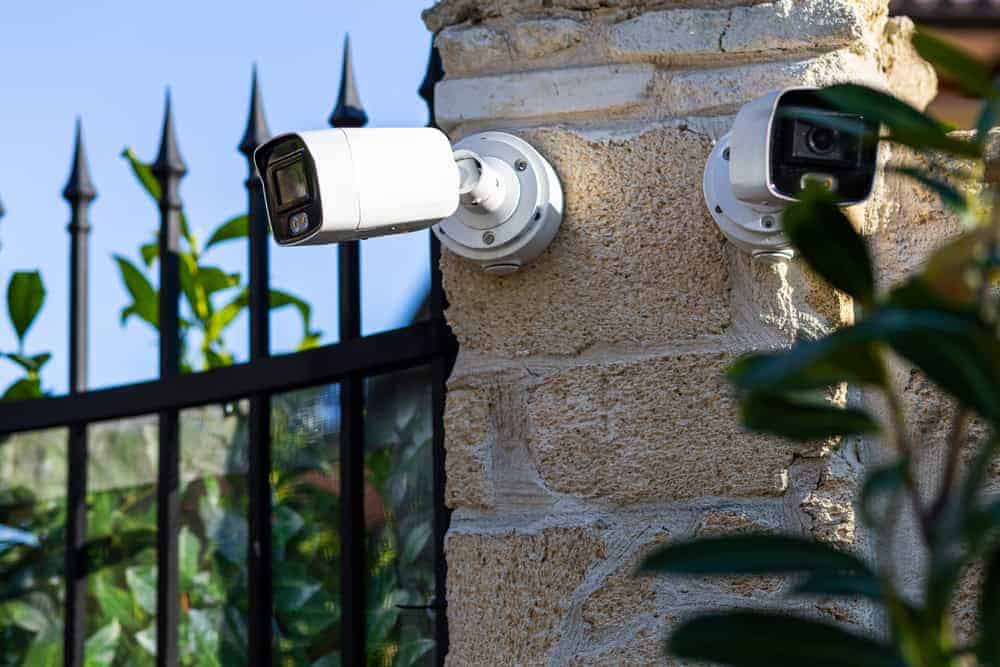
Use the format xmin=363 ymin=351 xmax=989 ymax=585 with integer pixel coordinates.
xmin=703 ymin=88 xmax=879 ymax=258
xmin=254 ymin=128 xmax=563 ymax=274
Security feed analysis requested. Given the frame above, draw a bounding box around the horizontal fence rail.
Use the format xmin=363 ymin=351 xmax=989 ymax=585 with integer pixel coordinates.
xmin=0 ymin=35 xmax=452 ymax=667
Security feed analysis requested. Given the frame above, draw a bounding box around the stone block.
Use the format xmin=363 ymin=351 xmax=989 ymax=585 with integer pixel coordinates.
xmin=442 ymin=125 xmax=731 ymax=358
xmin=434 ymin=64 xmax=654 ymax=130
xmin=723 ymin=0 xmax=870 ymax=54
xmin=525 ymin=351 xmax=817 ymax=503
xmin=606 ymin=8 xmax=728 ymax=62
xmin=445 ymin=527 xmax=605 ymax=666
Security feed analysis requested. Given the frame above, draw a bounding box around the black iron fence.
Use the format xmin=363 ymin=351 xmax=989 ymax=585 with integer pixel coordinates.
xmin=891 ymin=0 xmax=1000 ymax=25
xmin=0 ymin=38 xmax=454 ymax=667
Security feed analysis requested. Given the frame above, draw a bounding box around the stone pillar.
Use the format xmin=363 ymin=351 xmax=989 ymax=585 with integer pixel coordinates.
xmin=423 ymin=1 xmax=937 ymax=664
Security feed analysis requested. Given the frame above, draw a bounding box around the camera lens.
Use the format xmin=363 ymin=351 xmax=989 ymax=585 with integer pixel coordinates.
xmin=806 ymin=127 xmax=837 ymax=155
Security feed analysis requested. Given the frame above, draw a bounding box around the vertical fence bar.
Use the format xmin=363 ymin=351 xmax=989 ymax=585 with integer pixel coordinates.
xmin=330 ymin=35 xmax=368 ymax=667
xmin=152 ymin=92 xmax=187 ymax=667
xmin=63 ymin=118 xmax=96 ymax=667
xmin=239 ymin=66 xmax=274 ymax=667
xmin=419 ymin=44 xmax=455 ymax=666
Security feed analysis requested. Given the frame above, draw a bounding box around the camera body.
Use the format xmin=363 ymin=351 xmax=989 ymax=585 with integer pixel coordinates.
xmin=254 ymin=128 xmax=564 ymax=274
xmin=254 ymin=128 xmax=460 ymax=246
xmin=704 ymin=88 xmax=879 ymax=256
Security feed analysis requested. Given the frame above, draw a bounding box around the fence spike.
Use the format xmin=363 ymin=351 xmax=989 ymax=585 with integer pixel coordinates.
xmin=419 ymin=45 xmax=443 ymax=128
xmin=153 ymin=89 xmax=188 ymax=179
xmin=329 ymin=34 xmax=368 ymax=128
xmin=63 ymin=118 xmax=97 ymax=203
xmin=239 ymin=64 xmax=271 ymax=158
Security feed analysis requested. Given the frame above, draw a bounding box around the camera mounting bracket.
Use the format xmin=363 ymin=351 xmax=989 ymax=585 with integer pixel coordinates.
xmin=433 ymin=131 xmax=564 ymax=275
xmin=703 ymin=133 xmax=793 ymax=260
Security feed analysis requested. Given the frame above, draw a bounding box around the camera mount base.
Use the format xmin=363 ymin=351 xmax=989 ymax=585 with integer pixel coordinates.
xmin=703 ymin=133 xmax=793 ymax=259
xmin=434 ymin=131 xmax=564 ymax=275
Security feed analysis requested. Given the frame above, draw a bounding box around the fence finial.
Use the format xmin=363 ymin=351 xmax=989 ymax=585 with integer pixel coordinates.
xmin=153 ymin=89 xmax=188 ymax=178
xmin=239 ymin=64 xmax=271 ymax=158
xmin=329 ymin=34 xmax=368 ymax=128
xmin=63 ymin=117 xmax=97 ymax=203
xmin=419 ymin=44 xmax=443 ymax=128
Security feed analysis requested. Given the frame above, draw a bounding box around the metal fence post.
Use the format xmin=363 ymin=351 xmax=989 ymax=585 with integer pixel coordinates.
xmin=419 ymin=43 xmax=455 ymax=667
xmin=239 ymin=65 xmax=274 ymax=667
xmin=330 ymin=34 xmax=368 ymax=667
xmin=152 ymin=90 xmax=187 ymax=667
xmin=63 ymin=118 xmax=96 ymax=667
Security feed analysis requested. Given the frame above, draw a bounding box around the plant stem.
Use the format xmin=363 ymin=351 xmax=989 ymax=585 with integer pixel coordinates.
xmin=883 ymin=365 xmax=933 ymax=544
xmin=931 ymin=408 xmax=970 ymax=521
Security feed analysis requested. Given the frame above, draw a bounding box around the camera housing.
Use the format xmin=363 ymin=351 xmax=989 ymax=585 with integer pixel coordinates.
xmin=254 ymin=128 xmax=460 ymax=246
xmin=704 ymin=88 xmax=879 ymax=256
xmin=254 ymin=128 xmax=564 ymax=274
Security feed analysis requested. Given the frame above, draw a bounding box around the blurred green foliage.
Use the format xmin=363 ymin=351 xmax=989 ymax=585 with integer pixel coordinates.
xmin=641 ymin=30 xmax=1000 ymax=667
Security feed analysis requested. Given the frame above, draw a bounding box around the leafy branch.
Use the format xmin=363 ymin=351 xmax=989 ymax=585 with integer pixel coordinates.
xmin=641 ymin=30 xmax=1000 ymax=667
xmin=1 ymin=271 xmax=50 ymax=401
xmin=116 ymin=149 xmax=321 ymax=372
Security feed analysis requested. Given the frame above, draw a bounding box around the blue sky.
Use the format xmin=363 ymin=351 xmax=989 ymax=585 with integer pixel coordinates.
xmin=0 ymin=0 xmax=437 ymax=394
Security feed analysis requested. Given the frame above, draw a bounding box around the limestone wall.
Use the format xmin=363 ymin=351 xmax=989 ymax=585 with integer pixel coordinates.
xmin=422 ymin=1 xmax=945 ymax=663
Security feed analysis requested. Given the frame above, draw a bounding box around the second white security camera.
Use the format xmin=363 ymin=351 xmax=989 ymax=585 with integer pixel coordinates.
xmin=703 ymin=88 xmax=880 ymax=257
xmin=253 ymin=127 xmax=563 ymax=275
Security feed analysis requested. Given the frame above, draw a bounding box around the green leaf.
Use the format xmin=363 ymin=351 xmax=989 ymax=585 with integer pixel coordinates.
xmin=178 ymin=526 xmax=200 ymax=588
xmin=121 ymin=147 xmax=194 ymax=245
xmin=980 ymin=547 xmax=1000 ymax=666
xmin=114 ymin=255 xmax=158 ymax=328
xmin=4 ymin=352 xmax=51 ymax=373
xmin=92 ymin=575 xmax=139 ymax=629
xmin=205 ymin=289 xmax=248 ymax=344
xmin=819 ymin=84 xmax=981 ymax=158
xmin=870 ymin=308 xmax=1000 ymax=422
xmin=791 ymin=571 xmax=884 ymax=601
xmin=121 ymin=148 xmax=162 ymax=201
xmin=728 ymin=331 xmax=886 ymax=393
xmin=401 ymin=521 xmax=432 ymax=565
xmin=781 ymin=182 xmax=875 ymax=304
xmin=140 ymin=240 xmax=158 ymax=267
xmin=912 ymin=30 xmax=997 ymax=100
xmin=739 ymin=393 xmax=879 ymax=441
xmin=2 ymin=377 xmax=42 ymax=402
xmin=22 ymin=633 xmax=61 ymax=667
xmin=890 ymin=167 xmax=969 ymax=218
xmin=395 ymin=639 xmax=435 ymax=667
xmin=7 ymin=271 xmax=46 ymax=345
xmin=205 ymin=214 xmax=249 ymax=249
xmin=978 ymin=96 xmax=1000 ymax=147
xmin=271 ymin=289 xmax=321 ymax=346
xmin=668 ymin=612 xmax=902 ymax=667
xmin=639 ymin=534 xmax=872 ymax=576
xmin=126 ymin=565 xmax=157 ymax=616
xmin=859 ymin=461 xmax=907 ymax=527
xmin=195 ymin=266 xmax=241 ymax=296
xmin=312 ymin=652 xmax=342 ymax=667
xmin=84 ymin=619 xmax=121 ymax=667
xmin=84 ymin=529 xmax=156 ymax=572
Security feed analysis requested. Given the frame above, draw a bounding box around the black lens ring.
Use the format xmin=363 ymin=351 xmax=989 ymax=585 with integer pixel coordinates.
xmin=806 ymin=126 xmax=837 ymax=155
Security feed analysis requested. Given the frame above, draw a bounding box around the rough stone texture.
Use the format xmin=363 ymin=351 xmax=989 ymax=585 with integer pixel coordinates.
xmin=445 ymin=527 xmax=605 ymax=666
xmin=425 ymin=0 xmax=954 ymax=662
xmin=424 ymin=0 xmax=772 ymax=33
xmin=724 ymin=0 xmax=870 ymax=54
xmin=435 ymin=64 xmax=655 ymax=130
xmin=878 ymin=17 xmax=938 ymax=110
xmin=606 ymin=8 xmax=730 ymax=61
xmin=580 ymin=530 xmax=669 ymax=635
xmin=656 ymin=49 xmax=886 ymax=117
xmin=525 ymin=352 xmax=811 ymax=503
xmin=443 ymin=125 xmax=731 ymax=358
